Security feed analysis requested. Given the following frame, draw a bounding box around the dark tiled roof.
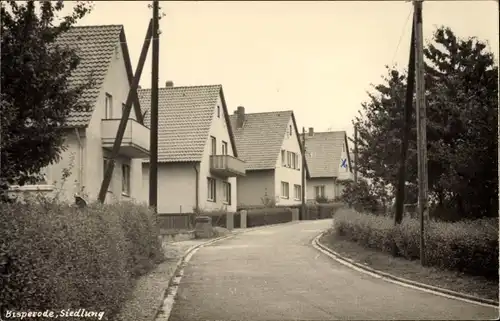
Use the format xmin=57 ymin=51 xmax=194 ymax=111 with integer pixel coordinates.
xmin=139 ymin=85 xmax=237 ymax=163
xmin=301 ymin=131 xmax=348 ymax=178
xmin=229 ymin=111 xmax=293 ymax=170
xmin=55 ymin=25 xmax=123 ymax=127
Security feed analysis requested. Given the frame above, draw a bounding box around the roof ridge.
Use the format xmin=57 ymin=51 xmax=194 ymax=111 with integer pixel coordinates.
xmin=231 ymin=110 xmax=293 ymax=116
xmin=71 ymin=24 xmax=123 ymax=29
xmin=138 ymin=84 xmax=222 ymax=91
xmin=302 ymin=130 xmax=345 ymax=135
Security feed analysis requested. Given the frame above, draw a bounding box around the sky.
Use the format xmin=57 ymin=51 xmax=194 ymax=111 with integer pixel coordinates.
xmin=65 ymin=0 xmax=499 ymax=140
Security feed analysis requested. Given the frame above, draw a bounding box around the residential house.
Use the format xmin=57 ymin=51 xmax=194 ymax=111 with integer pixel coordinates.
xmin=301 ymin=128 xmax=353 ymax=201
xmin=138 ymin=83 xmax=245 ymax=214
xmin=9 ymin=25 xmax=149 ymax=203
xmin=229 ymin=107 xmax=310 ymax=207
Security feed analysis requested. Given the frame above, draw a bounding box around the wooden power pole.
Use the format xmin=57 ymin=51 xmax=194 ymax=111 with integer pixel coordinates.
xmin=394 ymin=15 xmax=416 ymax=227
xmin=301 ymin=127 xmax=306 ymax=220
xmin=414 ymin=0 xmax=428 ymax=266
xmin=149 ymin=0 xmax=160 ymax=212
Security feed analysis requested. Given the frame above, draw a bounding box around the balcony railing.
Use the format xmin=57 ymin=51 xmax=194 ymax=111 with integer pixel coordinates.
xmin=210 ymin=155 xmax=246 ymax=177
xmin=101 ymin=118 xmax=150 ymax=158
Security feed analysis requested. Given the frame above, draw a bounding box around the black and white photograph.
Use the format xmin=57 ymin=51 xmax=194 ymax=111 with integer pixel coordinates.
xmin=0 ymin=0 xmax=498 ymax=320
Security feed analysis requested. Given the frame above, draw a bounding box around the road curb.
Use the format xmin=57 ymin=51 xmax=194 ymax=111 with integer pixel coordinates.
xmin=313 ymin=231 xmax=499 ymax=308
xmin=153 ymin=221 xmax=301 ymax=320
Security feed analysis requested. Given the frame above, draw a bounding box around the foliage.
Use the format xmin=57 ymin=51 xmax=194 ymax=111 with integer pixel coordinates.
xmin=353 ymin=26 xmax=498 ymax=220
xmin=304 ymin=203 xmax=344 ymax=220
xmin=0 ymin=199 xmax=163 ymax=320
xmin=0 ymin=1 xmax=94 ymax=199
xmin=334 ymin=209 xmax=498 ymax=279
xmin=246 ymin=207 xmax=293 ymax=227
xmin=315 ymin=195 xmax=329 ymax=203
xmin=339 ymin=178 xmax=387 ymax=214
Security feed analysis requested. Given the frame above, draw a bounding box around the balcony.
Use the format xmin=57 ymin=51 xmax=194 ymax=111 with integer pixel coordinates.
xmin=101 ymin=119 xmax=150 ymax=158
xmin=210 ymin=155 xmax=246 ymax=177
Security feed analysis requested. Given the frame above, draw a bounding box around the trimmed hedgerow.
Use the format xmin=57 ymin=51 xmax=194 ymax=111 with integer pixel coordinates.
xmin=0 ymin=200 xmax=164 ymax=320
xmin=334 ymin=209 xmax=498 ymax=279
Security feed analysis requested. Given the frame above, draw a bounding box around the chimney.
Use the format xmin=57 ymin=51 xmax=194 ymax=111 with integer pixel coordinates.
xmin=165 ymin=80 xmax=174 ymax=87
xmin=236 ymin=106 xmax=245 ymax=128
xmin=308 ymin=127 xmax=314 ymax=136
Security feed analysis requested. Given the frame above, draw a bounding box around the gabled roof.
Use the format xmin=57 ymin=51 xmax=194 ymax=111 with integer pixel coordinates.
xmin=229 ymin=111 xmax=310 ymax=177
xmin=138 ymin=85 xmax=238 ymax=163
xmin=300 ymin=131 xmax=352 ymax=178
xmin=55 ymin=24 xmax=143 ymax=127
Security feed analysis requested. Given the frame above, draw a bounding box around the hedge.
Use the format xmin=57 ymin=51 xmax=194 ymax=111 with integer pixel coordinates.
xmin=334 ymin=209 xmax=499 ymax=279
xmin=0 ymin=200 xmax=164 ymax=320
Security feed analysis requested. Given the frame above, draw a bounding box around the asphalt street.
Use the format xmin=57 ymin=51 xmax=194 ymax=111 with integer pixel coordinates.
xmin=168 ymin=219 xmax=499 ymax=320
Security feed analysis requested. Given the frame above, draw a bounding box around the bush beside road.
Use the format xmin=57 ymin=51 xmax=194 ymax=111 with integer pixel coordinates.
xmin=320 ymin=209 xmax=499 ymax=301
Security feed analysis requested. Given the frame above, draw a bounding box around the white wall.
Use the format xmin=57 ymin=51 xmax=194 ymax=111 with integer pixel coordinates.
xmin=198 ymin=95 xmax=237 ymax=212
xmin=274 ymin=116 xmax=304 ymax=206
xmin=142 ymin=163 xmax=196 ymax=213
xmin=307 ymin=177 xmax=336 ymax=200
xmin=337 ymin=139 xmax=353 ymax=181
xmin=83 ymin=37 xmax=143 ymax=203
xmin=236 ymin=170 xmax=275 ymax=207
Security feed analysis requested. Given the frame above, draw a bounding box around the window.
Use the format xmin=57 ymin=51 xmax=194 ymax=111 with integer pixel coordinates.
xmin=210 ymin=136 xmax=216 ymax=155
xmin=207 ymin=177 xmax=216 ymax=201
xmin=291 ymin=152 xmax=297 ymax=169
xmin=222 ymin=141 xmax=228 ymax=155
xmin=289 ymin=125 xmax=292 ymax=136
xmin=105 ymin=93 xmax=113 ymax=119
xmin=223 ymin=181 xmax=231 ymax=204
xmin=281 ymin=181 xmax=289 ymax=199
xmin=217 ymin=105 xmax=220 ymax=118
xmin=295 ymin=154 xmax=300 ymax=170
xmin=122 ymin=164 xmax=130 ymax=195
xmin=294 ymin=184 xmax=302 ymax=200
xmin=281 ymin=149 xmax=286 ymax=166
xmin=287 ymin=151 xmax=292 ymax=167
xmin=315 ymin=185 xmax=325 ymax=198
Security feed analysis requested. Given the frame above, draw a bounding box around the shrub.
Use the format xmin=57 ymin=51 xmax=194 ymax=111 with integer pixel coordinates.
xmin=246 ymin=207 xmax=292 ymax=227
xmin=303 ymin=203 xmax=344 ymax=220
xmin=0 ymin=200 xmax=164 ymax=320
xmin=333 ymin=209 xmax=499 ymax=279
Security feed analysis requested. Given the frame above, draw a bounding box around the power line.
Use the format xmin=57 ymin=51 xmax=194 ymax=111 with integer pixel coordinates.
xmin=391 ymin=6 xmax=413 ymax=66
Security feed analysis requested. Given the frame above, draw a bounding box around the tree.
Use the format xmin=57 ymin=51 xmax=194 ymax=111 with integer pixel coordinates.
xmin=353 ymin=26 xmax=498 ymax=220
xmin=1 ymin=1 xmax=94 ymax=199
xmin=339 ymin=178 xmax=387 ymax=214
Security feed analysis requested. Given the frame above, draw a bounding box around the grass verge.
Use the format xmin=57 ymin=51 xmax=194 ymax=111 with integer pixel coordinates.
xmin=320 ymin=229 xmax=499 ymax=302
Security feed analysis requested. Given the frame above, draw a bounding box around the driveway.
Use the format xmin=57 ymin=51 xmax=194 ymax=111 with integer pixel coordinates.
xmin=168 ymin=220 xmax=498 ymax=320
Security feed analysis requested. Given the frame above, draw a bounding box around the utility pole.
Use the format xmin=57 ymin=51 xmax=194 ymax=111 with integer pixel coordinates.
xmin=414 ymin=0 xmax=428 ymax=266
xmin=301 ymin=127 xmax=306 ymax=220
xmin=394 ymin=16 xmax=416 ymax=227
xmin=353 ymin=124 xmax=358 ymax=184
xmin=149 ymin=0 xmax=160 ymax=213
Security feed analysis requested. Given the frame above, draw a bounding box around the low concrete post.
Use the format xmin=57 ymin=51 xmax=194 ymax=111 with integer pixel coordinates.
xmin=226 ymin=212 xmax=234 ymax=230
xmin=194 ymin=216 xmax=213 ymax=239
xmin=291 ymin=208 xmax=299 ymax=221
xmin=240 ymin=210 xmax=247 ymax=228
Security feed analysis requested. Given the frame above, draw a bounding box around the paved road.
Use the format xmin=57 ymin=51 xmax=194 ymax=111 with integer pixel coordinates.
xmin=168 ymin=220 xmax=498 ymax=320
